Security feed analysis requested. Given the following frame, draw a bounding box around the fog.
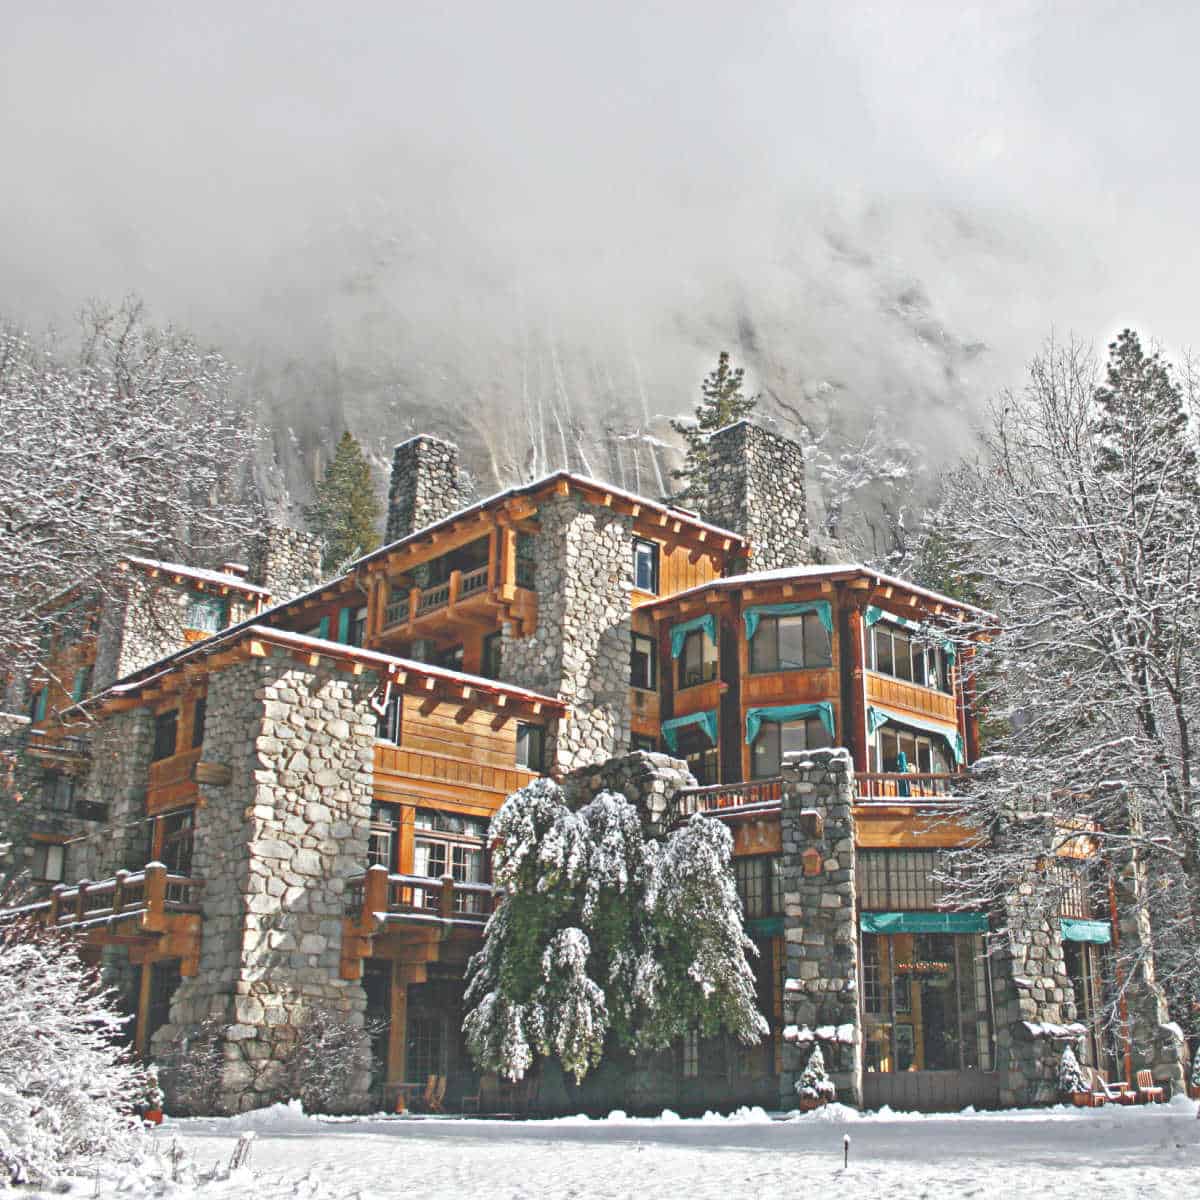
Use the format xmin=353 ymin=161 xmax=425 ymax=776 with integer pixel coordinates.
xmin=3 ymin=1 xmax=1197 ymax=498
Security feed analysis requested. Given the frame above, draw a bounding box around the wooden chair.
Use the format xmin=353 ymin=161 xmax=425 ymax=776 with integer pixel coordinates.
xmin=1089 ymin=1067 xmax=1135 ymax=1105
xmin=427 ymin=1075 xmax=447 ymax=1114
xmin=420 ymin=1074 xmax=438 ymax=1111
xmin=1135 ymin=1070 xmax=1165 ymax=1103
xmin=461 ymin=1083 xmax=483 ymax=1114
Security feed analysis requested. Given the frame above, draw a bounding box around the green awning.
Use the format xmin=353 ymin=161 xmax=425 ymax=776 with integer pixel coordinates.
xmin=746 ymin=916 xmax=784 ymax=938
xmin=743 ymin=601 xmax=833 ymax=641
xmin=860 ymin=912 xmax=988 ymax=934
xmin=670 ymin=614 xmax=718 ymax=659
xmin=745 ymin=701 xmax=836 ymax=746
xmin=661 ymin=709 xmax=718 ymax=753
xmin=866 ymin=704 xmax=965 ymax=765
xmin=1060 ymin=918 xmax=1112 ymax=945
xmin=866 ymin=605 xmax=956 ymax=663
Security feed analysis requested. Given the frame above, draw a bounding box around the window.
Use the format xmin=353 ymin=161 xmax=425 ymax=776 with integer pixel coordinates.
xmin=516 ymin=723 xmax=546 ymax=773
xmin=631 ymin=733 xmax=657 ymax=753
xmin=435 ymin=644 xmax=464 ymax=671
xmin=870 ymin=726 xmax=951 ymax=776
xmin=413 ymin=809 xmax=488 ymax=914
xmin=157 ymin=808 xmax=195 ymax=875
xmin=191 ymin=698 xmax=206 ymax=748
xmin=681 ymin=1030 xmax=700 ymax=1078
xmin=376 ymin=693 xmax=402 ymax=743
xmin=677 ymin=629 xmax=718 ymax=689
xmin=29 ymin=687 xmax=47 ymax=724
xmin=734 ymin=855 xmax=782 ymax=919
xmin=857 ymin=849 xmax=948 ymax=911
xmin=675 ymin=726 xmax=718 ymax=786
xmin=32 ymin=842 xmax=66 ymax=883
xmin=630 ymin=634 xmax=657 ymax=691
xmin=749 ymin=614 xmax=832 ymax=672
xmin=152 ymin=711 xmax=179 ymax=761
xmin=633 ymin=539 xmax=659 ymax=594
xmin=43 ymin=770 xmax=75 ymax=813
xmin=71 ymin=665 xmax=94 ymax=702
xmin=751 ymin=717 xmax=832 ymax=778
xmin=368 ymin=802 xmax=400 ymax=871
xmin=185 ymin=594 xmax=227 ymax=634
xmin=871 ymin=622 xmax=951 ymax=694
xmin=481 ymin=632 xmax=503 ymax=680
xmin=350 ymin=607 xmax=368 ymax=647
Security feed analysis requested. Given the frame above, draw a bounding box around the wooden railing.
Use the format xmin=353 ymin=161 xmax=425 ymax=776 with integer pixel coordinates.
xmin=383 ymin=564 xmax=494 ymax=629
xmin=25 ymin=730 xmax=90 ymax=759
xmin=345 ymin=866 xmax=499 ymax=924
xmin=855 ymin=772 xmax=959 ymax=800
xmin=0 ymin=864 xmax=204 ymax=931
xmin=672 ymin=777 xmax=783 ymax=820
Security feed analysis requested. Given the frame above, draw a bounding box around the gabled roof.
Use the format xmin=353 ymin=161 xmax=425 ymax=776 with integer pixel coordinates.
xmin=124 ymin=556 xmax=271 ymax=600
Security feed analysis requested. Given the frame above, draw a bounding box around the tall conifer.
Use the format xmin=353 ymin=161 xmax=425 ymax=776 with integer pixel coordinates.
xmin=303 ymin=430 xmax=382 ymax=571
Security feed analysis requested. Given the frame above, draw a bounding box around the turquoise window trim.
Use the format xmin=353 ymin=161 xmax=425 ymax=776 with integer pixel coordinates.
xmin=743 ymin=601 xmax=833 ymax=641
xmin=745 ymin=701 xmax=835 ymax=746
xmin=669 ymin=614 xmax=718 ymax=659
xmin=661 ymin=709 xmax=719 ymax=753
xmin=317 ymin=615 xmax=331 ymax=640
xmin=1059 ymin=918 xmax=1112 ymax=945
xmin=33 ymin=689 xmax=47 ymax=722
xmin=336 ymin=608 xmax=352 ymax=644
xmin=70 ymin=669 xmax=88 ymax=702
xmin=746 ymin=916 xmax=784 ymax=937
xmin=866 ymin=605 xmax=956 ymax=663
xmin=866 ymin=704 xmax=965 ymax=765
xmin=860 ymin=911 xmax=988 ymax=935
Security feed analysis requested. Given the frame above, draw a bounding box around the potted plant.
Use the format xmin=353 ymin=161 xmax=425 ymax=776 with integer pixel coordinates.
xmin=141 ymin=1064 xmax=165 ymax=1126
xmin=795 ymin=1044 xmax=836 ymax=1112
xmin=1057 ymin=1044 xmax=1094 ymax=1107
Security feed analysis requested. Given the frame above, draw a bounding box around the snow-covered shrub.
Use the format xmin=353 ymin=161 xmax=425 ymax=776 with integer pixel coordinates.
xmin=0 ymin=926 xmax=148 ymax=1186
xmin=1057 ymin=1044 xmax=1087 ymax=1096
xmin=796 ymin=1045 xmax=836 ymax=1103
xmin=283 ymin=1008 xmax=375 ymax=1115
xmin=464 ymin=781 xmax=766 ymax=1083
xmin=157 ymin=1016 xmax=228 ymax=1115
xmin=142 ymin=1065 xmax=165 ymax=1113
xmin=1189 ymin=1043 xmax=1199 ymax=1090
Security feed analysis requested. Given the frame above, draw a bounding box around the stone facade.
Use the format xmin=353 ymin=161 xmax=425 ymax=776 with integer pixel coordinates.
xmin=700 ymin=421 xmax=809 ymax=571
xmin=246 ymin=526 xmax=325 ymax=603
xmin=150 ymin=654 xmax=378 ymax=1113
xmin=385 ymin=435 xmax=472 ymax=544
xmin=499 ymin=495 xmax=633 ymax=774
xmin=562 ymin=750 xmax=695 ymax=831
xmin=777 ymin=749 xmax=861 ymax=1108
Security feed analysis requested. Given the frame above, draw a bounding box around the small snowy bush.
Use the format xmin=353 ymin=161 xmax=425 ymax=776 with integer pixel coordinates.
xmin=1057 ymin=1044 xmax=1087 ymax=1096
xmin=796 ymin=1044 xmax=836 ymax=1103
xmin=283 ymin=1008 xmax=375 ymax=1115
xmin=1190 ymin=1044 xmax=1199 ymax=1089
xmin=0 ymin=926 xmax=148 ymax=1186
xmin=157 ymin=1015 xmax=228 ymax=1115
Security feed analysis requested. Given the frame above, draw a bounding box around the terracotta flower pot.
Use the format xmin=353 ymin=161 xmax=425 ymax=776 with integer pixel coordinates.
xmin=797 ymin=1096 xmax=828 ymax=1112
xmin=143 ymin=1108 xmax=164 ymax=1126
xmin=1188 ymin=1085 xmax=1200 ymax=1101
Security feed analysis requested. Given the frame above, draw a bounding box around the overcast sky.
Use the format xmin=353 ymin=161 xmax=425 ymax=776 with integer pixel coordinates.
xmin=3 ymin=1 xmax=1197 ymax=468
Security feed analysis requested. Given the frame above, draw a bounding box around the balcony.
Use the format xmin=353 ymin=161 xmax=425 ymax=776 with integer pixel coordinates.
xmin=25 ymin=730 xmax=90 ymax=762
xmin=345 ymin=867 xmax=500 ymax=927
xmin=855 ymin=772 xmax=959 ymax=801
xmin=672 ymin=777 xmax=783 ymax=821
xmin=383 ymin=564 xmax=495 ymax=631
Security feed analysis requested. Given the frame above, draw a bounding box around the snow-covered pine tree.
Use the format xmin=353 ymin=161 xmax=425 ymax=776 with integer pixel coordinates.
xmin=463 ymin=780 xmax=765 ymax=1083
xmin=1057 ymin=1044 xmax=1087 ymax=1097
xmin=669 ymin=351 xmax=759 ymax=503
xmin=796 ymin=1044 xmax=836 ymax=1103
xmin=303 ymin=430 xmax=382 ymax=571
xmin=0 ymin=927 xmax=148 ymax=1185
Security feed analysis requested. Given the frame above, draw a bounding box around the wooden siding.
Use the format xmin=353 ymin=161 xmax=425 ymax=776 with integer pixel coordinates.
xmin=146 ymin=696 xmax=206 ymax=814
xmin=853 ymin=806 xmax=980 ymax=849
xmin=632 ymin=538 xmax=721 ymax=609
xmin=373 ymin=743 xmax=537 ymax=817
xmin=672 ymin=679 xmax=723 ymax=719
xmin=864 ymin=671 xmax=957 ymax=726
xmin=398 ymin=693 xmax=530 ymax=768
xmin=742 ymin=668 xmax=840 ymax=707
xmin=732 ymin=816 xmax=782 ymax=856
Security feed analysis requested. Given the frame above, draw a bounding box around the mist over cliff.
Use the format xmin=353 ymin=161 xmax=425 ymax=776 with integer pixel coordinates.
xmin=3 ymin=2 xmax=1196 ymax=511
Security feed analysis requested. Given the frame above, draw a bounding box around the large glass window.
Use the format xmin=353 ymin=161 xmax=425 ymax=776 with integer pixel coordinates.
xmin=43 ymin=770 xmax=75 ymax=813
xmin=870 ymin=725 xmax=952 ymax=777
xmin=857 ymin=850 xmax=946 ymax=910
xmin=750 ymin=614 xmax=832 ymax=672
xmin=751 ymin=717 xmax=832 ymax=778
xmin=185 ymin=594 xmax=227 ymax=633
xmin=734 ymin=855 xmax=783 ymax=919
xmin=677 ymin=629 xmax=718 ymax=689
xmin=368 ymin=802 xmax=400 ymax=871
xmin=157 ymin=808 xmax=194 ymax=875
xmin=152 ymin=711 xmax=179 ymax=761
xmin=675 ymin=725 xmax=718 ymax=785
xmin=413 ymin=809 xmax=488 ymax=914
xmin=630 ymin=634 xmax=657 ymax=691
xmin=871 ymin=622 xmax=952 ymax=693
xmin=633 ymin=539 xmax=659 ymax=593
xmin=516 ymin=723 xmax=546 ymax=772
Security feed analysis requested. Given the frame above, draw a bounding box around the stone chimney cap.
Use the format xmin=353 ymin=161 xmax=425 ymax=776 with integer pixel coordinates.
xmin=221 ymin=562 xmax=249 ymax=578
xmin=391 ymin=432 xmax=459 ymax=453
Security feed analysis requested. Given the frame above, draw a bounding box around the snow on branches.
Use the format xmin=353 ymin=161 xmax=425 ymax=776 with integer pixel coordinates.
xmin=796 ymin=1044 xmax=836 ymax=1103
xmin=464 ymin=781 xmax=766 ymax=1083
xmin=1057 ymin=1044 xmax=1087 ymax=1097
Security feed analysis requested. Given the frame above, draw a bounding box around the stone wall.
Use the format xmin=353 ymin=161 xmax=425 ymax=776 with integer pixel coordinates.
xmin=151 ymin=654 xmax=377 ymax=1113
xmin=246 ymin=526 xmax=326 ymax=603
xmin=499 ymin=495 xmax=633 ymax=774
xmin=778 ymin=748 xmax=861 ymax=1108
xmin=700 ymin=421 xmax=809 ymax=571
xmin=385 ymin=435 xmax=472 ymax=544
xmin=0 ymin=713 xmax=43 ymax=880
xmin=562 ymin=750 xmax=695 ymax=831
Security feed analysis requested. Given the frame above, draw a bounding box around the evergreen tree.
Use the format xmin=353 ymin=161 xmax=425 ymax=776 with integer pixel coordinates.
xmin=303 ymin=431 xmax=382 ymax=571
xmin=670 ymin=351 xmax=759 ymax=503
xmin=1057 ymin=1043 xmax=1087 ymax=1097
xmin=796 ymin=1044 xmax=836 ymax=1102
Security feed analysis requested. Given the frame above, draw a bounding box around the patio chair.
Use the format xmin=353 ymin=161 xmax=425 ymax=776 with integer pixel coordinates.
xmin=1088 ymin=1067 xmax=1134 ymax=1105
xmin=428 ymin=1075 xmax=448 ymax=1114
xmin=1135 ymin=1070 xmax=1165 ymax=1103
xmin=420 ymin=1075 xmax=438 ymax=1111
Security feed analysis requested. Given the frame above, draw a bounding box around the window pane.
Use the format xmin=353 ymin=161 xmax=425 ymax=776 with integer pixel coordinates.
xmin=516 ymin=723 xmax=545 ymax=772
xmin=780 ymin=720 xmax=809 ymax=758
xmin=153 ymin=712 xmax=178 ymax=761
xmin=630 ymin=634 xmax=656 ymax=690
xmin=803 ymin=613 xmax=833 ymax=667
xmin=749 ymin=620 xmax=777 ymax=672
xmin=633 ymin=540 xmax=658 ymax=592
xmin=777 ymin=617 xmax=806 ymax=670
xmin=893 ymin=634 xmax=913 ymax=681
xmin=874 ymin=628 xmax=893 ymax=674
xmin=751 ymin=724 xmax=780 ymax=778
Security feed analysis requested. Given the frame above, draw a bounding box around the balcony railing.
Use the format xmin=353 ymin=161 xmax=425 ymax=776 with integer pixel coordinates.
xmin=672 ymin=777 xmax=783 ymax=820
xmin=0 ymin=864 xmax=203 ymax=932
xmin=383 ymin=564 xmax=494 ymax=629
xmin=345 ymin=866 xmax=500 ymax=926
xmin=25 ymin=730 xmax=90 ymax=759
xmin=855 ymin=771 xmax=959 ymax=800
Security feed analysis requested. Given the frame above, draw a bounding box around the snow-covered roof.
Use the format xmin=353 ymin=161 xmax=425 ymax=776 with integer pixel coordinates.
xmin=125 ymin=556 xmax=271 ymax=597
xmin=642 ymin=562 xmax=995 ymax=621
xmin=352 ymin=469 xmax=746 ymax=568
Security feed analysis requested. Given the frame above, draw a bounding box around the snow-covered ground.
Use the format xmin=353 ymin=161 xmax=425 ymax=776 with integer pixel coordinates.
xmin=47 ymin=1098 xmax=1200 ymax=1199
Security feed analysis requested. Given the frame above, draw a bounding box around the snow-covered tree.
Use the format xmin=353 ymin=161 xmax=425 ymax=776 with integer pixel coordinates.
xmin=463 ymin=780 xmax=766 ymax=1083
xmin=0 ymin=927 xmax=148 ymax=1185
xmin=796 ymin=1044 xmax=836 ymax=1103
xmin=1057 ymin=1044 xmax=1087 ymax=1097
xmin=283 ymin=1007 xmax=375 ymax=1115
xmin=0 ymin=299 xmax=262 ymax=682
xmin=303 ymin=430 xmax=381 ymax=571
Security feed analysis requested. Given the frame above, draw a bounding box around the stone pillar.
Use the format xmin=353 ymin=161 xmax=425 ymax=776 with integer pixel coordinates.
xmin=385 ymin=434 xmax=471 ymax=544
xmin=699 ymin=422 xmax=809 ymax=571
xmin=778 ymin=748 xmax=861 ymax=1108
xmin=498 ymin=494 xmax=633 ymax=774
xmin=246 ymin=525 xmax=325 ymax=603
xmin=561 ymin=750 xmax=695 ymax=832
xmin=150 ymin=653 xmax=378 ymax=1113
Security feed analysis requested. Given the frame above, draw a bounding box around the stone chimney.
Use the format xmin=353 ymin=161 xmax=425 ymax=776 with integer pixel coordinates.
xmin=700 ymin=421 xmax=809 ymax=571
xmin=246 ymin=526 xmax=325 ymax=603
xmin=386 ymin=435 xmax=471 ymax=544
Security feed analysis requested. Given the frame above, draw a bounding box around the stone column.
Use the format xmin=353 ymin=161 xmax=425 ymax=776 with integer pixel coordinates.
xmin=778 ymin=748 xmax=861 ymax=1108
xmin=561 ymin=750 xmax=695 ymax=831
xmin=151 ymin=653 xmax=378 ymax=1113
xmin=246 ymin=526 xmax=326 ymax=603
xmin=499 ymin=494 xmax=634 ymax=774
xmin=385 ymin=434 xmax=472 ymax=544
